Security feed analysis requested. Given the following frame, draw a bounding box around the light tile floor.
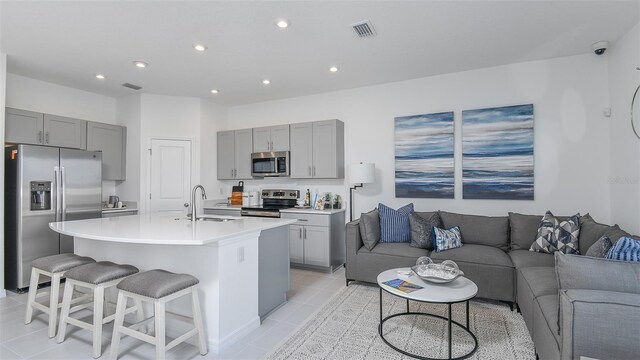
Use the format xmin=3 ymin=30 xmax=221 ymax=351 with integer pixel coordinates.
xmin=0 ymin=267 xmax=346 ymax=360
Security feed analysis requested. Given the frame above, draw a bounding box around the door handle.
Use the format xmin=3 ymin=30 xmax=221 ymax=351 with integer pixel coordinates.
xmin=303 ymin=228 xmax=307 ymax=239
xmin=267 ymin=140 xmax=270 ymax=151
xmin=312 ymin=166 xmax=316 ymax=177
xmin=45 ymin=132 xmax=49 ymax=144
xmin=54 ymin=166 xmax=60 ymax=221
xmin=299 ymin=227 xmax=303 ymax=239
xmin=61 ymin=166 xmax=66 ymax=221
xmin=38 ymin=131 xmax=43 ymax=144
xmin=231 ymin=168 xmax=234 ymax=178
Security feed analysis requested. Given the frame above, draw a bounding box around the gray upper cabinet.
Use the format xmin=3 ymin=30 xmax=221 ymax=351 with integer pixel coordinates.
xmin=290 ymin=119 xmax=344 ymax=179
xmin=217 ymin=129 xmax=253 ymax=180
xmin=86 ymin=122 xmax=127 ymax=180
xmin=289 ymin=122 xmax=313 ymax=178
xmin=252 ymin=125 xmax=289 ymax=152
xmin=43 ymin=114 xmax=87 ymax=149
xmin=5 ymin=108 xmax=44 ymax=145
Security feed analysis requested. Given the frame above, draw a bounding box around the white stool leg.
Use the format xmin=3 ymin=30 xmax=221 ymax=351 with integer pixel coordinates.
xmin=154 ymin=301 xmax=166 ymax=360
xmin=48 ymin=272 xmax=62 ymax=338
xmin=56 ymin=280 xmax=74 ymax=343
xmin=92 ymin=285 xmax=105 ymax=358
xmin=109 ymin=291 xmax=127 ymax=360
xmin=133 ymin=298 xmax=145 ymax=333
xmin=25 ymin=268 xmax=40 ymax=324
xmin=191 ymin=287 xmax=207 ymax=355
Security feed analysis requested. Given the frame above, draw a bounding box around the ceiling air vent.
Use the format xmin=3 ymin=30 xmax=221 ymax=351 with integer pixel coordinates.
xmin=122 ymin=83 xmax=142 ymax=90
xmin=352 ymin=20 xmax=376 ymax=38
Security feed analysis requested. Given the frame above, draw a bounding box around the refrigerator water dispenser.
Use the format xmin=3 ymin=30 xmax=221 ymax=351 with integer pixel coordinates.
xmin=30 ymin=181 xmax=52 ymax=210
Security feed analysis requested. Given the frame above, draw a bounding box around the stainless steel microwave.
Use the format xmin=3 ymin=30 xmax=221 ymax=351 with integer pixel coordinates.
xmin=251 ymin=151 xmax=290 ymax=177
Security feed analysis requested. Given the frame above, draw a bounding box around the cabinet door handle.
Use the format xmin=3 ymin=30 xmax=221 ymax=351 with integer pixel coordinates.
xmin=38 ymin=131 xmax=43 ymax=144
xmin=303 ymin=228 xmax=307 ymax=239
xmin=45 ymin=132 xmax=49 ymax=144
xmin=267 ymin=140 xmax=270 ymax=151
xmin=299 ymin=227 xmax=303 ymax=239
xmin=297 ymin=219 xmax=308 ymax=222
xmin=231 ymin=168 xmax=234 ymax=177
xmin=312 ymin=166 xmax=316 ymax=176
xmin=308 ymin=166 xmax=311 ymax=176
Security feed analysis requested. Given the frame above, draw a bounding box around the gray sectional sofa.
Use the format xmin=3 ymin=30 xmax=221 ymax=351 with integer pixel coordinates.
xmin=345 ymin=211 xmax=640 ymax=360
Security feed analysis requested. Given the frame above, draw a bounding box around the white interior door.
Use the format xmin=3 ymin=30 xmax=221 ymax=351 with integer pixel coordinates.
xmin=150 ymin=139 xmax=191 ymax=213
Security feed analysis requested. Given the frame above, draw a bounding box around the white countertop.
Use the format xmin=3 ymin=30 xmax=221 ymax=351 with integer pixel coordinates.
xmin=203 ymin=204 xmax=346 ymax=215
xmin=49 ymin=213 xmax=296 ymax=246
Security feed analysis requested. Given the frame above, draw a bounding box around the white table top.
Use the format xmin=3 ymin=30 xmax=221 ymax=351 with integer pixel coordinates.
xmin=377 ymin=268 xmax=478 ymax=303
xmin=49 ymin=213 xmax=296 ymax=246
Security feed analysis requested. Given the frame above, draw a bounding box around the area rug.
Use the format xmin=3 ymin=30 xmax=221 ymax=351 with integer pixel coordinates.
xmin=267 ymin=283 xmax=535 ymax=360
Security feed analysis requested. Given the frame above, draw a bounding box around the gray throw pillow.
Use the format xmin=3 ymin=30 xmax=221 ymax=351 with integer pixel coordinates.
xmin=408 ymin=212 xmax=442 ymax=250
xmin=578 ymin=214 xmax=610 ymax=254
xmin=585 ymin=236 xmax=613 ymax=258
xmin=359 ymin=209 xmax=380 ymax=250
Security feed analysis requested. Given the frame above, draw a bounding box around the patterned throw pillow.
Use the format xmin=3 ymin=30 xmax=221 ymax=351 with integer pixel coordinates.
xmin=530 ymin=211 xmax=581 ymax=254
xmin=378 ymin=203 xmax=414 ymax=243
xmin=585 ymin=236 xmax=613 ymax=258
xmin=432 ymin=226 xmax=462 ymax=252
xmin=605 ymin=237 xmax=640 ymax=262
xmin=408 ymin=212 xmax=442 ymax=250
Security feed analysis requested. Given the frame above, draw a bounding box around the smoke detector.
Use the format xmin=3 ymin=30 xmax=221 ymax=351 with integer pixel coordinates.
xmin=122 ymin=83 xmax=142 ymax=91
xmin=352 ymin=20 xmax=376 ymax=38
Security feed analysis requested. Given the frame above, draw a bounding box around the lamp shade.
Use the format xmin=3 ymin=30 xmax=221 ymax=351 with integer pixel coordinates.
xmin=349 ymin=163 xmax=375 ymax=184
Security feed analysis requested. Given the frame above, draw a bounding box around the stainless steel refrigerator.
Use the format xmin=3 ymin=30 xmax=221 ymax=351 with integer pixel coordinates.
xmin=5 ymin=144 xmax=102 ymax=291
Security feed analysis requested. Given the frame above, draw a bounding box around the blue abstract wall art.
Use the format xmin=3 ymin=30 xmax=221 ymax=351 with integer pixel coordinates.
xmin=395 ymin=112 xmax=455 ymax=198
xmin=462 ymin=104 xmax=534 ymax=200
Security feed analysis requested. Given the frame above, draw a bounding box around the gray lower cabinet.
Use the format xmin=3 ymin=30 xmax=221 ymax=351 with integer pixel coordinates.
xmin=5 ymin=107 xmax=88 ymax=150
xmin=217 ymin=129 xmax=253 ymax=180
xmin=289 ymin=119 xmax=344 ymax=179
xmin=86 ymin=122 xmax=126 ymax=180
xmin=282 ymin=211 xmax=345 ymax=272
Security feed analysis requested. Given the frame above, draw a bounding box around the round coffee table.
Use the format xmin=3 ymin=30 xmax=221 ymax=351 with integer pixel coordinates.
xmin=377 ymin=268 xmax=479 ymax=360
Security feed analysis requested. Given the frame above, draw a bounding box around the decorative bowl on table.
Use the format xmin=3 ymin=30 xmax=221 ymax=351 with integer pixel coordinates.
xmin=411 ymin=259 xmax=464 ymax=284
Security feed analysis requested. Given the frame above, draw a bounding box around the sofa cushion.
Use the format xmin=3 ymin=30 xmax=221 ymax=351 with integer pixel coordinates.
xmin=535 ymin=294 xmax=560 ymax=347
xmin=519 ymin=266 xmax=558 ymax=298
xmin=409 ymin=211 xmax=441 ymax=250
xmin=509 ymin=250 xmax=555 ymax=269
xmin=555 ymin=253 xmax=640 ymax=294
xmin=439 ymin=211 xmax=509 ymax=250
xmin=432 ymin=226 xmax=462 ymax=252
xmin=368 ymin=242 xmax=429 ymax=258
xmin=508 ymin=212 xmax=541 ymax=250
xmin=578 ymin=214 xmax=611 ymax=254
xmin=379 ymin=203 xmax=413 ymax=243
xmin=530 ymin=212 xmax=581 ymax=255
xmin=359 ymin=209 xmax=380 ymax=250
xmin=430 ymin=243 xmax=512 ymax=267
xmin=605 ymin=237 xmax=640 ymax=262
xmin=603 ymin=224 xmax=635 ymax=244
xmin=585 ymin=236 xmax=613 ymax=258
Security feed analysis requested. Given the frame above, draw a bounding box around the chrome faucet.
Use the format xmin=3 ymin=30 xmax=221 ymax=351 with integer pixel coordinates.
xmin=190 ymin=185 xmax=207 ymax=221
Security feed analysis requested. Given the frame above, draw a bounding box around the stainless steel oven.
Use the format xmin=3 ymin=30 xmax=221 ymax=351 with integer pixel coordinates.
xmin=251 ymin=151 xmax=289 ymax=177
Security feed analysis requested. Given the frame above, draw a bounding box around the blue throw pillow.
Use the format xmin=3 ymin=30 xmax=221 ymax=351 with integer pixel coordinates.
xmin=432 ymin=226 xmax=463 ymax=252
xmin=605 ymin=237 xmax=640 ymax=262
xmin=378 ymin=203 xmax=414 ymax=243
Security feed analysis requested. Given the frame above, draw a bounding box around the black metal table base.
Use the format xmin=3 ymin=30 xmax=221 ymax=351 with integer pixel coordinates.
xmin=378 ymin=287 xmax=478 ymax=360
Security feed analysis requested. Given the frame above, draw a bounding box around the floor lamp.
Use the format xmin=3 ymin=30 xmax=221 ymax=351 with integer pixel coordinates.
xmin=349 ymin=162 xmax=375 ymax=222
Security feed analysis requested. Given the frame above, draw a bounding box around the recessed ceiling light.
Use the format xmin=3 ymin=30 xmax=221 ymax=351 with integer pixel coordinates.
xmin=329 ymin=66 xmax=339 ymax=73
xmin=194 ymin=44 xmax=207 ymax=52
xmin=133 ymin=61 xmax=148 ymax=69
xmin=95 ymin=74 xmax=106 ymax=80
xmin=210 ymin=89 xmax=220 ymax=94
xmin=262 ymin=79 xmax=271 ymax=85
xmin=276 ymin=20 xmax=289 ymax=28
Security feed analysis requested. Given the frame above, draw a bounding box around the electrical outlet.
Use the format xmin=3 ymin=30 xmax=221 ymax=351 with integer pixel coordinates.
xmin=237 ymin=246 xmax=244 ymax=263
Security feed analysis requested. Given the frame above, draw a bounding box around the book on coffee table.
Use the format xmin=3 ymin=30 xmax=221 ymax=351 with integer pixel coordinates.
xmin=382 ymin=279 xmax=424 ymax=294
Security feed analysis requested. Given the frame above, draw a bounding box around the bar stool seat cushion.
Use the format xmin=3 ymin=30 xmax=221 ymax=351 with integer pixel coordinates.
xmin=65 ymin=261 xmax=138 ymax=285
xmin=117 ymin=269 xmax=199 ymax=299
xmin=32 ymin=253 xmax=95 ymax=273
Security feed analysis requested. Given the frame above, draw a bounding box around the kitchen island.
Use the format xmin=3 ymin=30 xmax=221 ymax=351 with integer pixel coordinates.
xmin=49 ymin=213 xmax=296 ymax=352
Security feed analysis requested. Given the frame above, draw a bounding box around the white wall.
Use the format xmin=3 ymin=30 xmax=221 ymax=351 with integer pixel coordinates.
xmin=0 ymin=53 xmax=7 ymax=297
xmin=5 ymin=74 xmax=120 ymax=200
xmin=608 ymin=22 xmax=640 ymax=234
xmin=226 ymin=54 xmax=612 ymax=222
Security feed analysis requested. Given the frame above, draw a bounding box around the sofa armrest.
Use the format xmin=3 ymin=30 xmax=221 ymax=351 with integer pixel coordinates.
xmin=560 ymin=289 xmax=640 ymax=360
xmin=346 ymin=220 xmax=363 ymax=256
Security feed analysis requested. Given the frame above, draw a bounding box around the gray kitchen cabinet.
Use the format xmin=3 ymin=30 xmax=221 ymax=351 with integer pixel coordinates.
xmin=252 ymin=125 xmax=290 ymax=152
xmin=43 ymin=114 xmax=87 ymax=149
xmin=86 ymin=122 xmax=126 ymax=180
xmin=290 ymin=120 xmax=344 ymax=179
xmin=289 ymin=225 xmax=305 ymax=264
xmin=289 ymin=122 xmax=313 ymax=178
xmin=217 ymin=129 xmax=253 ymax=180
xmin=5 ymin=108 xmax=44 ymax=145
xmin=281 ymin=210 xmax=345 ymax=272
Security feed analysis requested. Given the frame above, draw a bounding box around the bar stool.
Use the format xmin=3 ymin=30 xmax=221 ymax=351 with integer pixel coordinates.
xmin=110 ymin=269 xmax=207 ymax=360
xmin=57 ymin=261 xmax=142 ymax=358
xmin=25 ymin=253 xmax=96 ymax=338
